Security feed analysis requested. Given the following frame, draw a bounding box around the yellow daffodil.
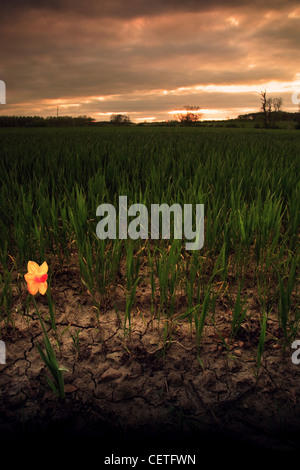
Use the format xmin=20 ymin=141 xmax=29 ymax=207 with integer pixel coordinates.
xmin=25 ymin=261 xmax=48 ymax=295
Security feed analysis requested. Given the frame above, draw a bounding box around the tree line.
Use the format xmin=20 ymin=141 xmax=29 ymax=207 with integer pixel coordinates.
xmin=0 ymin=92 xmax=299 ymax=128
xmin=0 ymin=115 xmax=94 ymax=127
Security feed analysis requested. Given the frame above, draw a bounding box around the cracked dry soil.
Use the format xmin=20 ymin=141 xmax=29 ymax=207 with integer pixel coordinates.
xmin=1 ymin=262 xmax=300 ymax=457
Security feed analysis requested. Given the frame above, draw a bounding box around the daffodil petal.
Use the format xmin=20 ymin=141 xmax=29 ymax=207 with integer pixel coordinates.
xmin=27 ymin=281 xmax=39 ymax=295
xmin=27 ymin=261 xmax=40 ymax=274
xmin=39 ymin=261 xmax=48 ymax=274
xmin=38 ymin=282 xmax=48 ymax=295
xmin=24 ymin=273 xmax=35 ymax=282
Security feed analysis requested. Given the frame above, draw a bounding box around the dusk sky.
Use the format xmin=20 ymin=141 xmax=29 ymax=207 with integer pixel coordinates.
xmin=1 ymin=0 xmax=300 ymax=122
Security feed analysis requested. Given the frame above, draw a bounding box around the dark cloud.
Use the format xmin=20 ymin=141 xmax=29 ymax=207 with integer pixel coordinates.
xmin=0 ymin=0 xmax=299 ymax=120
xmin=2 ymin=0 xmax=300 ymax=18
xmin=250 ymin=18 xmax=300 ymax=50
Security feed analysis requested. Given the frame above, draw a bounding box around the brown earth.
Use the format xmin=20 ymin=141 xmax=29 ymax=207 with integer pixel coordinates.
xmin=0 ymin=258 xmax=300 ymax=460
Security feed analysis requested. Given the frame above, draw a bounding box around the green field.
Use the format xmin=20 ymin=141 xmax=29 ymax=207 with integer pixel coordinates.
xmin=0 ymin=126 xmax=299 ymax=448
xmin=0 ymin=126 xmax=299 ymax=344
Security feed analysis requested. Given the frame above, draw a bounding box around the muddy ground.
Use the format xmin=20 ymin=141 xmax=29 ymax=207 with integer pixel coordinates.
xmin=0 ymin=259 xmax=300 ymax=460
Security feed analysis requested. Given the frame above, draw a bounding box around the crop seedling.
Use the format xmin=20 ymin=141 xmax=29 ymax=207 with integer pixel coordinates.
xmin=32 ymin=295 xmax=68 ymax=399
xmin=0 ymin=126 xmax=298 ymax=409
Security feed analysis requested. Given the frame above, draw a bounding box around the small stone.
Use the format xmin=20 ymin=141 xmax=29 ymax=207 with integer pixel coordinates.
xmin=233 ymin=349 xmax=242 ymax=357
xmin=106 ymin=352 xmax=123 ymax=363
xmin=64 ymin=384 xmax=78 ymax=394
xmin=100 ymin=367 xmax=122 ymax=382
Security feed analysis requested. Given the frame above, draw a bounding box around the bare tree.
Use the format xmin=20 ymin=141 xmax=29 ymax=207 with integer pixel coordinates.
xmin=176 ymin=105 xmax=203 ymax=125
xmin=259 ymin=90 xmax=270 ymax=128
xmin=273 ymin=97 xmax=283 ymax=113
xmin=267 ymin=98 xmax=273 ymax=114
xmin=259 ymin=91 xmax=283 ymax=128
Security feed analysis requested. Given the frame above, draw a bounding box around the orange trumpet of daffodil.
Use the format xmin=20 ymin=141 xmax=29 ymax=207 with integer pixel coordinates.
xmin=25 ymin=261 xmax=48 ymax=295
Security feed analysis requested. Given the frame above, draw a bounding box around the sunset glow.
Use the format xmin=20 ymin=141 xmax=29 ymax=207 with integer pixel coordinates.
xmin=0 ymin=1 xmax=299 ymax=122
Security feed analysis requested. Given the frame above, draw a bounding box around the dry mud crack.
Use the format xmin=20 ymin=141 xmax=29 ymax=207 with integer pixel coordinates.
xmin=0 ymin=283 xmax=300 ymax=458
